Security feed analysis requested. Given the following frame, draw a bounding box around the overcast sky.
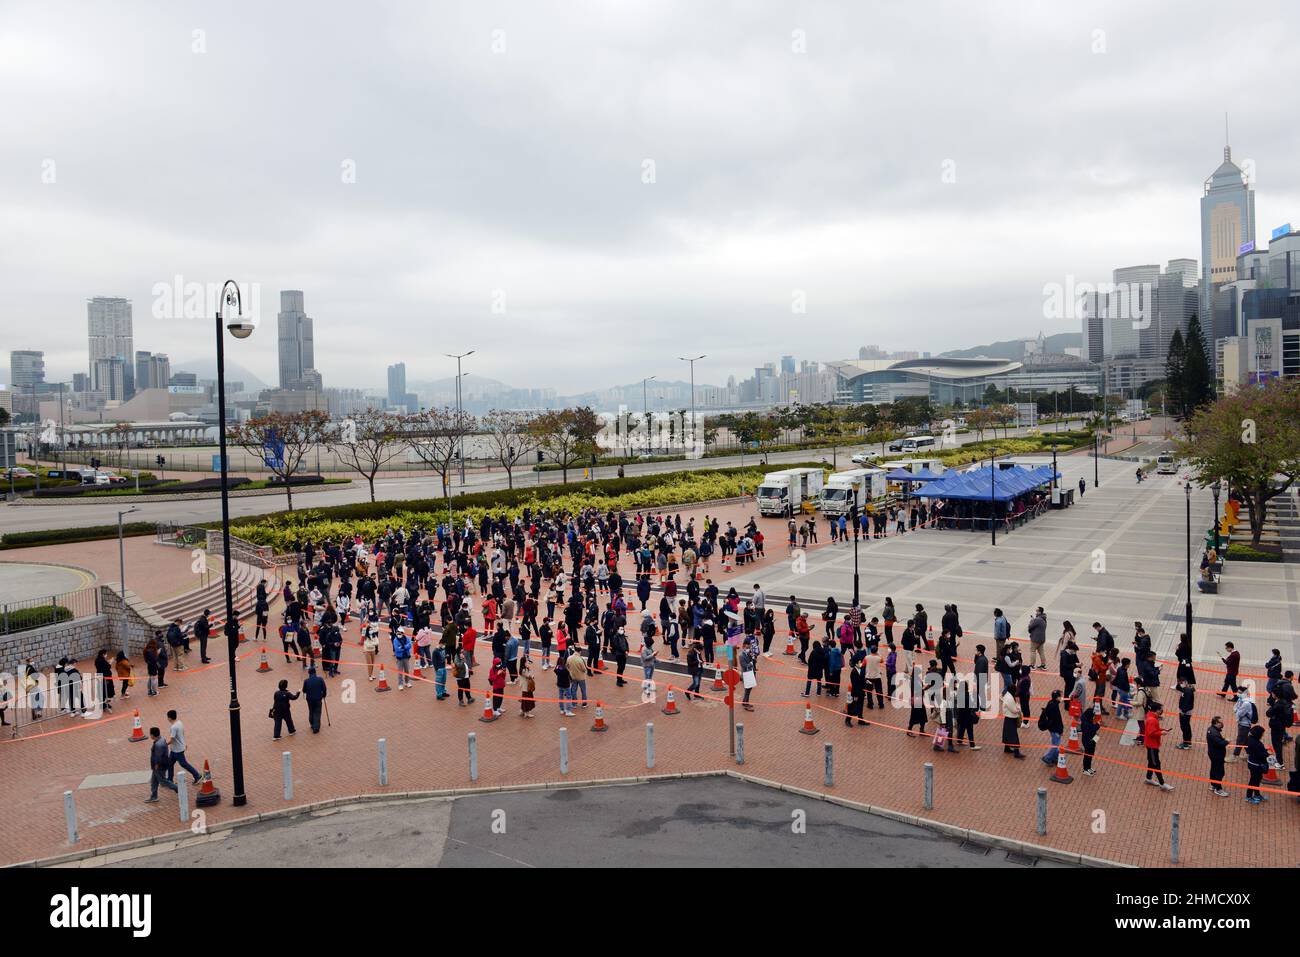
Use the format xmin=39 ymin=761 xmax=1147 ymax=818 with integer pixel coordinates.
xmin=3 ymin=0 xmax=1298 ymax=392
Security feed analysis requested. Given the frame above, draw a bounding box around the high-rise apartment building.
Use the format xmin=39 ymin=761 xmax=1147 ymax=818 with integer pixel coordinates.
xmin=276 ymin=290 xmax=315 ymax=389
xmin=9 ymin=350 xmax=45 ymax=388
xmin=387 ymin=362 xmax=406 ymax=407
xmin=87 ymin=297 xmax=133 ymax=395
xmin=92 ymin=356 xmax=128 ymax=401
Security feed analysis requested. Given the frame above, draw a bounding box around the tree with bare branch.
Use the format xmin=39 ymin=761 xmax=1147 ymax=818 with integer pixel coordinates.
xmin=480 ymin=409 xmax=538 ymax=488
xmin=402 ymin=406 xmax=476 ymax=503
xmin=328 ymin=407 xmax=405 ymax=502
xmin=228 ymin=410 xmax=331 ymax=511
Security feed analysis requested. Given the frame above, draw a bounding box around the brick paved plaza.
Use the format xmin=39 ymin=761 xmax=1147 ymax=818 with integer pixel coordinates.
xmin=3 ymin=447 xmax=1298 ymax=868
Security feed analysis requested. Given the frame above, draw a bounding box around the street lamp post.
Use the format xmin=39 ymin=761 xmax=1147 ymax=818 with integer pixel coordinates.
xmin=1093 ymin=428 xmax=1099 ymax=490
xmin=216 ymin=280 xmax=252 ymax=807
xmin=642 ymin=375 xmax=656 ymax=453
xmin=117 ymin=506 xmax=138 ymax=652
xmin=679 ymin=354 xmax=706 ymax=455
xmin=1211 ymin=479 xmax=1222 ymax=553
xmin=445 ymin=350 xmax=474 ymax=485
xmin=850 ymin=502 xmax=860 ymax=606
xmin=990 ymin=451 xmax=997 ymax=546
xmin=1185 ymin=482 xmax=1194 ymax=647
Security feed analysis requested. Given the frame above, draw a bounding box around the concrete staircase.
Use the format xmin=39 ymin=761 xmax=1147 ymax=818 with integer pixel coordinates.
xmin=151 ymin=560 xmax=282 ymax=627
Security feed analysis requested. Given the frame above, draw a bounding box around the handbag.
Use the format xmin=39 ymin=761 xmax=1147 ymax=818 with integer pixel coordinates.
xmin=742 ymin=670 xmax=757 ymax=689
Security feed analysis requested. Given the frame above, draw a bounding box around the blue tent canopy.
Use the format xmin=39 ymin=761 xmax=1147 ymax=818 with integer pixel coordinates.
xmin=884 ymin=468 xmax=920 ymax=482
xmin=911 ymin=464 xmax=1058 ymax=502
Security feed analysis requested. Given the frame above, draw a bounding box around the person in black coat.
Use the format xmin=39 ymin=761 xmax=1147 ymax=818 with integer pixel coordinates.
xmin=302 ymin=668 xmax=328 ymax=733
xmin=1080 ymin=704 xmax=1099 ymax=774
xmin=271 ymin=680 xmax=299 ymax=739
xmin=1176 ymin=679 xmax=1196 ymax=748
xmin=803 ymin=641 xmax=826 ymax=697
xmin=1206 ymin=715 xmax=1229 ymax=796
xmin=846 ymin=663 xmax=867 ymax=727
xmin=93 ymin=650 xmax=115 ymax=711
xmin=194 ymin=610 xmax=212 ymax=664
xmin=1058 ymin=642 xmax=1079 ymax=696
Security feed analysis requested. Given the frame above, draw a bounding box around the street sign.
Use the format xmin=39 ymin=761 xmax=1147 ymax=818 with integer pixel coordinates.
xmin=723 ymin=668 xmax=741 ymax=707
xmin=262 ymin=428 xmax=285 ymax=469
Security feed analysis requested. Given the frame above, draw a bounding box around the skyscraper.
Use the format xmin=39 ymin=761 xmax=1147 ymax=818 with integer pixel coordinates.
xmin=277 ymin=290 xmax=315 ymax=389
xmin=87 ymin=297 xmax=133 ymax=395
xmin=9 ymin=350 xmax=45 ymax=388
xmin=387 ymin=362 xmax=406 ymax=407
xmin=1200 ymin=137 xmax=1255 ymax=326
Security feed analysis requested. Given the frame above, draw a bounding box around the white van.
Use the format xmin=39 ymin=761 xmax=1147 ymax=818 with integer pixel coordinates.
xmin=900 ymin=435 xmax=937 ymax=454
xmin=1155 ymin=454 xmax=1176 ymax=475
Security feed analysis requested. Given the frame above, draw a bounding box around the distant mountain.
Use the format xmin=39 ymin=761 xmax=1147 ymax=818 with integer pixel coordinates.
xmin=940 ymin=332 xmax=1081 ymax=361
xmin=171 ymin=357 xmax=269 ymax=391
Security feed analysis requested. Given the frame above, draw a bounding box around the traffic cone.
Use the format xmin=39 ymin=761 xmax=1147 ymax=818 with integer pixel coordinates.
xmin=711 ymin=667 xmax=725 ymax=692
xmin=926 ymin=626 xmax=934 ymax=651
xmin=784 ymin=634 xmax=796 ymax=656
xmin=375 ymin=665 xmax=391 ymax=692
xmin=590 ymin=701 xmax=608 ymax=732
xmin=799 ymin=704 xmax=820 ymax=735
xmin=411 ymin=658 xmax=423 ymax=679
xmin=661 ymin=688 xmax=679 ymax=715
xmin=195 ymin=760 xmax=221 ymax=807
xmin=722 ymin=554 xmax=731 ymax=573
xmin=1050 ymin=749 xmax=1074 ymax=784
xmin=1066 ymin=721 xmax=1081 ymax=754
xmin=1264 ymin=759 xmax=1281 ymax=784
xmin=127 ymin=709 xmax=146 ymax=742
xmin=256 ymin=647 xmax=272 ymax=673
xmin=311 ymin=632 xmax=322 ymax=655
xmin=237 ymin=626 xmax=247 ymax=644
xmin=479 ymin=692 xmax=498 ymax=723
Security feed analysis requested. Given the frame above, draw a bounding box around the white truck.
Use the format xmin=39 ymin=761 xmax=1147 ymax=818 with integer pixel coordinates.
xmin=820 ymin=467 xmax=887 ymax=516
xmin=755 ymin=467 xmax=825 ymax=517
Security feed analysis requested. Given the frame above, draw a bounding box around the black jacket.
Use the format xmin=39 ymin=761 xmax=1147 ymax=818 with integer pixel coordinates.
xmin=1206 ymin=725 xmax=1228 ymax=762
xmin=272 ymin=688 xmax=299 ymax=716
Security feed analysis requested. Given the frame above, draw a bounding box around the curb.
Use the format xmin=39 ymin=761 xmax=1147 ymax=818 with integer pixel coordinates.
xmin=19 ymin=768 xmax=1123 ymax=869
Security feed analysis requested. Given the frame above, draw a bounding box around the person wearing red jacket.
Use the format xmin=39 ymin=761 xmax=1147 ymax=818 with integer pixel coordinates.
xmin=1144 ymin=702 xmax=1175 ymax=790
xmin=488 ymin=658 xmax=507 ymax=716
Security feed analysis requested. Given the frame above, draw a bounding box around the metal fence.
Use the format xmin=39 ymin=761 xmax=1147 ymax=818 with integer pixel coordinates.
xmin=1 ymin=587 xmax=101 ymax=636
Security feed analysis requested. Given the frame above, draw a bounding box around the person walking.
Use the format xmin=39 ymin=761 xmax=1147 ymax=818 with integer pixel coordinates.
xmin=1220 ymin=642 xmax=1242 ymax=702
xmin=303 ymin=667 xmax=327 ymax=732
xmin=165 ymin=710 xmax=202 ymax=785
xmin=144 ymin=727 xmax=178 ymax=804
xmin=271 ymin=679 xmax=299 ymax=739
xmin=740 ymin=638 xmax=758 ymax=712
xmin=1143 ymin=702 xmax=1175 ymax=790
xmin=1026 ymin=607 xmax=1047 ymax=670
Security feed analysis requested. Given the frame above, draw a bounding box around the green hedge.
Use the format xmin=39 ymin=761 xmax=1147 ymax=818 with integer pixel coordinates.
xmin=1226 ymin=542 xmax=1282 ymax=562
xmin=4 ymin=604 xmax=74 ymax=632
xmin=0 ymin=522 xmax=156 ymax=550
xmin=223 ymin=462 xmax=831 ymax=551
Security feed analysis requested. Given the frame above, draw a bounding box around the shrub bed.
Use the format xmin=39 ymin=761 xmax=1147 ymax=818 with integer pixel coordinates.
xmin=1226 ymin=542 xmax=1283 ymax=562
xmin=0 ymin=522 xmax=157 ymax=550
xmin=4 ymin=604 xmax=75 ymax=632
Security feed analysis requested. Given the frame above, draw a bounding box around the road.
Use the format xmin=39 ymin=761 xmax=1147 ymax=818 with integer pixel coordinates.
xmin=2 ymin=419 xmax=1100 ymax=534
xmin=90 ymin=776 xmax=1071 ymax=868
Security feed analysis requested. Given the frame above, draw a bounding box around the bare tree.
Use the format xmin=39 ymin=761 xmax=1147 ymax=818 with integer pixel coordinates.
xmin=403 ymin=406 xmax=476 ymax=503
xmin=228 ymin=410 xmax=331 ymax=511
xmin=328 ymin=407 xmax=405 ymax=502
xmin=480 ymin=409 xmax=538 ymax=488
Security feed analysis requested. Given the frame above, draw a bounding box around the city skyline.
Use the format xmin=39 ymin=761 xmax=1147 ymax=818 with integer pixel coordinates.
xmin=4 ymin=2 xmax=1299 ymax=392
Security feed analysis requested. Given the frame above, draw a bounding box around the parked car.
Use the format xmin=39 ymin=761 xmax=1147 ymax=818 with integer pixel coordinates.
xmin=850 ymin=452 xmax=876 ymax=464
xmin=5 ymin=467 xmax=35 ymax=480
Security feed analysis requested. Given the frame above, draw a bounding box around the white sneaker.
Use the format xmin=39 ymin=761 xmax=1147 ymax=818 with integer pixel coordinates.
xmin=1160 ymin=783 xmax=1175 ymax=791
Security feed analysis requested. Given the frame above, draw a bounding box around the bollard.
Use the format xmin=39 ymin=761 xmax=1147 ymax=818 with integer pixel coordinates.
xmin=735 ymin=722 xmax=745 ymax=765
xmin=1171 ymin=811 xmax=1180 ymax=865
xmin=1036 ymin=787 xmax=1047 ymax=836
xmin=559 ymin=727 xmax=570 ymax=775
xmin=923 ymin=762 xmax=934 ymax=810
xmin=468 ymin=731 xmax=478 ymax=782
xmin=282 ymin=752 xmax=293 ymax=801
xmin=178 ymin=773 xmax=190 ymax=823
xmin=824 ymin=743 xmax=834 ymax=787
xmin=646 ymin=722 xmax=655 ymax=769
xmin=378 ymin=738 xmax=389 ymax=786
xmin=63 ymin=790 xmax=78 ymax=844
